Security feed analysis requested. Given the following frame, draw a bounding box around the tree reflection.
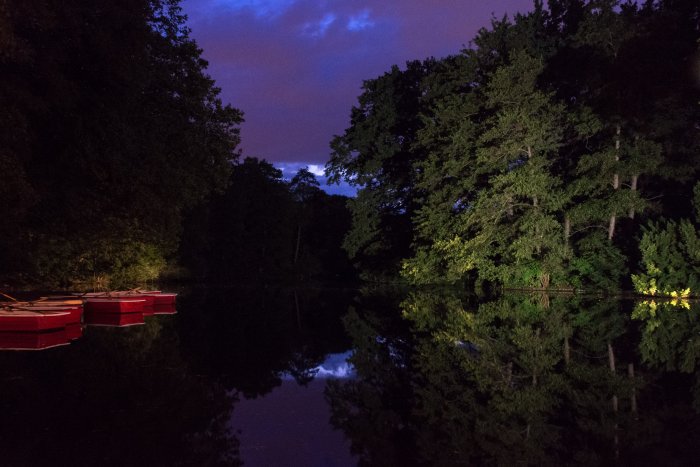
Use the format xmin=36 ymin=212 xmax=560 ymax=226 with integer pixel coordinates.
xmin=325 ymin=292 xmax=417 ymax=466
xmin=176 ymin=286 xmax=354 ymax=396
xmin=327 ymin=290 xmax=700 ymax=465
xmin=633 ymin=300 xmax=700 ymax=413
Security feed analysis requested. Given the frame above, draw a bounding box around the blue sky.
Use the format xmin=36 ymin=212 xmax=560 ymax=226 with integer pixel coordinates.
xmin=276 ymin=161 xmax=356 ymax=196
xmin=182 ymin=0 xmax=534 ymax=194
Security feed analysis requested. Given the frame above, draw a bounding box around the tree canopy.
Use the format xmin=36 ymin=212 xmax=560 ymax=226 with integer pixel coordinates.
xmin=327 ymin=0 xmax=700 ymax=291
xmin=0 ymin=0 xmax=242 ymax=287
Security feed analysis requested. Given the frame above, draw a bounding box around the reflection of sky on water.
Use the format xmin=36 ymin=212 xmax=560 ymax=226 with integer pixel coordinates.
xmin=232 ymin=351 xmax=357 ymax=466
xmin=283 ymin=350 xmax=355 ymax=380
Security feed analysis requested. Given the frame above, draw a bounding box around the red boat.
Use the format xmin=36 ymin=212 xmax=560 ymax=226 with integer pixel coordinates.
xmin=0 ymin=329 xmax=71 ymax=350
xmin=84 ymin=298 xmax=146 ymax=314
xmin=151 ymin=293 xmax=177 ymax=305
xmin=153 ymin=304 xmax=177 ymax=315
xmin=0 ymin=310 xmax=71 ymax=332
xmin=64 ymin=323 xmax=84 ymax=340
xmin=6 ymin=305 xmax=83 ymax=325
xmin=3 ymin=298 xmax=84 ymax=324
xmin=84 ymin=311 xmax=145 ymax=327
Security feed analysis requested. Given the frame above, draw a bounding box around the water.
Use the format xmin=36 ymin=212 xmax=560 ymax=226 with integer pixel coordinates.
xmin=1 ymin=287 xmax=699 ymax=466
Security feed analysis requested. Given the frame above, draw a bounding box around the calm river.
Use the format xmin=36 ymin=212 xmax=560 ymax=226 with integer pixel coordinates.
xmin=1 ymin=286 xmax=699 ymax=466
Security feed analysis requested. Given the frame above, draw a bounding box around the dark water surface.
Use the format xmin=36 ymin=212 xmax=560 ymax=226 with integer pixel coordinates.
xmin=1 ymin=287 xmax=700 ymax=466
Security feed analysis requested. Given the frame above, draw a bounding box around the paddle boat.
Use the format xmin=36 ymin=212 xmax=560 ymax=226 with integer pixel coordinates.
xmin=3 ymin=302 xmax=83 ymax=324
xmin=84 ymin=311 xmax=145 ymax=327
xmin=0 ymin=309 xmax=72 ymax=332
xmin=83 ymin=298 xmax=146 ymax=314
xmin=64 ymin=323 xmax=83 ymax=340
xmin=75 ymin=290 xmax=177 ymax=310
xmin=0 ymin=329 xmax=71 ymax=350
xmin=153 ymin=305 xmax=177 ymax=315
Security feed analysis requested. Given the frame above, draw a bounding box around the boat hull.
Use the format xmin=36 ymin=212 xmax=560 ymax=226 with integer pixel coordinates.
xmin=0 ymin=311 xmax=71 ymax=332
xmin=84 ymin=298 xmax=145 ymax=314
xmin=84 ymin=311 xmax=145 ymax=327
xmin=0 ymin=329 xmax=71 ymax=350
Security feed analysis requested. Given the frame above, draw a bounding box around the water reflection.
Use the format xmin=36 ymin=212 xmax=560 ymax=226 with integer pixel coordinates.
xmin=326 ymin=290 xmax=700 ymax=466
xmin=4 ymin=286 xmax=700 ymax=465
xmin=0 ymin=301 xmax=240 ymax=466
xmin=0 ymin=328 xmax=72 ymax=350
xmin=177 ymin=286 xmax=354 ymax=396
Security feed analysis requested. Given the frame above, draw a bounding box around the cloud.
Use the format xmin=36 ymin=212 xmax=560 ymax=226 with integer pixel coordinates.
xmin=183 ymin=0 xmax=534 ymax=165
xmin=211 ymin=0 xmax=297 ymax=18
xmin=283 ymin=351 xmax=355 ymax=380
xmin=347 ymin=9 xmax=373 ymax=31
xmin=275 ymin=161 xmax=357 ymax=196
xmin=302 ymin=12 xmax=337 ymax=37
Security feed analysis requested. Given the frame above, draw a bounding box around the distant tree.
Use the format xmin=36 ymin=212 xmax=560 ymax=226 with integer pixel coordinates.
xmin=202 ymin=158 xmax=295 ymax=283
xmin=290 ymin=167 xmax=321 ymax=202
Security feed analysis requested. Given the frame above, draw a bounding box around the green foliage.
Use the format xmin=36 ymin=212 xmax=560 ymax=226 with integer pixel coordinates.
xmin=326 ymin=60 xmax=440 ymax=278
xmin=32 ymin=225 xmax=168 ymax=289
xmin=632 ymin=219 xmax=700 ymax=296
xmin=411 ymin=50 xmax=574 ymax=289
xmin=632 ymin=300 xmax=700 ymax=373
xmin=330 ymin=0 xmax=700 ymax=290
xmin=568 ymin=231 xmax=627 ymax=291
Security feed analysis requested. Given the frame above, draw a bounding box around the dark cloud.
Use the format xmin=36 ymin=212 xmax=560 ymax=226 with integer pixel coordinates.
xmin=182 ymin=0 xmax=534 ymax=164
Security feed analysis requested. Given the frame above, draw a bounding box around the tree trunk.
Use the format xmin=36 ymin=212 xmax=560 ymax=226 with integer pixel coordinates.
xmin=294 ymin=224 xmax=302 ymax=264
xmin=629 ymin=363 xmax=638 ymax=415
xmin=608 ymin=215 xmax=617 ymax=241
xmin=294 ymin=289 xmax=301 ymax=330
xmin=629 ymin=174 xmax=638 ymax=219
xmin=609 ymin=340 xmax=619 ymax=460
xmin=533 ymin=195 xmax=540 ymax=254
xmin=564 ymin=215 xmax=571 ymax=245
xmin=564 ymin=337 xmax=570 ymax=365
xmin=608 ymin=341 xmax=616 ymax=373
xmin=608 ymin=126 xmax=621 ymax=241
xmin=608 ymin=341 xmax=619 ymax=412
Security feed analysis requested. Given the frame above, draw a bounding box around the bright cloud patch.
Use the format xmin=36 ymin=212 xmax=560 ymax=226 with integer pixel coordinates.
xmin=283 ymin=351 xmax=355 ymax=380
xmin=347 ymin=9 xmax=374 ymax=31
xmin=276 ymin=162 xmax=319 ymax=178
xmin=306 ymin=164 xmax=325 ymax=176
xmin=303 ymin=12 xmax=337 ymax=37
xmin=276 ymin=162 xmax=357 ymax=197
xmin=215 ymin=0 xmax=297 ymax=18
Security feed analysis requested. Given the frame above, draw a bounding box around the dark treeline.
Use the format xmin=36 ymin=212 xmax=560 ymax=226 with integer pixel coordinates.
xmin=0 ymin=0 xmax=354 ymax=288
xmin=327 ymin=0 xmax=700 ymax=294
xmin=0 ymin=0 xmax=240 ymax=287
xmin=179 ymin=158 xmax=355 ymax=284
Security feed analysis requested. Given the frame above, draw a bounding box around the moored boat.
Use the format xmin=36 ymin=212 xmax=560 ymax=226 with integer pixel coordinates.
xmin=4 ymin=304 xmax=83 ymax=324
xmin=151 ymin=293 xmax=177 ymax=305
xmin=84 ymin=311 xmax=145 ymax=327
xmin=0 ymin=329 xmax=71 ymax=350
xmin=153 ymin=304 xmax=177 ymax=315
xmin=64 ymin=323 xmax=83 ymax=340
xmin=0 ymin=310 xmax=71 ymax=332
xmin=84 ymin=298 xmax=146 ymax=314
xmin=75 ymin=290 xmax=177 ymax=307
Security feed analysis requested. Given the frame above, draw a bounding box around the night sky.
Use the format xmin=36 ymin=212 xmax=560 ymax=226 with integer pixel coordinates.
xmin=181 ymin=0 xmax=534 ymax=191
